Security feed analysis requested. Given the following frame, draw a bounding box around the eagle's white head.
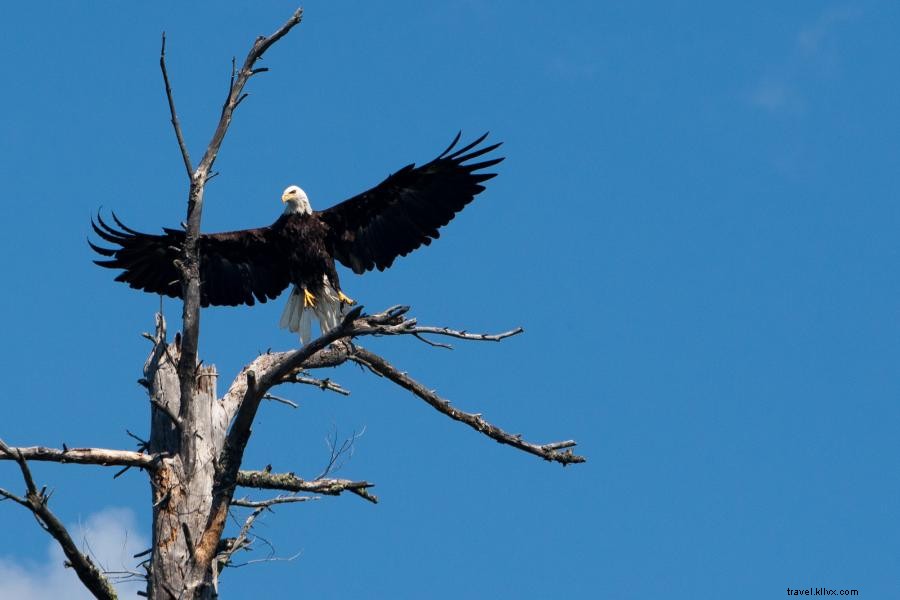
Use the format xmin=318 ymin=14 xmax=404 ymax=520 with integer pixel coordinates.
xmin=281 ymin=185 xmax=312 ymax=215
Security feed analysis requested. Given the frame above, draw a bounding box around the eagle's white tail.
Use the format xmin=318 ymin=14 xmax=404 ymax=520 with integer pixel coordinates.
xmin=279 ymin=280 xmax=344 ymax=345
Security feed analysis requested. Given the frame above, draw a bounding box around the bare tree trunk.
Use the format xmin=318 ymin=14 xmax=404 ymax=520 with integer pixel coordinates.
xmin=145 ymin=317 xmax=225 ymax=598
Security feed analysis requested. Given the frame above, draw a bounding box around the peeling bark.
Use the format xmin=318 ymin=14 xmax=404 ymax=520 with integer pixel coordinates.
xmin=145 ymin=318 xmax=225 ymax=598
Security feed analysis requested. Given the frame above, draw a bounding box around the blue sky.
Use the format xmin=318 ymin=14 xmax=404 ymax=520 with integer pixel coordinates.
xmin=0 ymin=2 xmax=898 ymax=598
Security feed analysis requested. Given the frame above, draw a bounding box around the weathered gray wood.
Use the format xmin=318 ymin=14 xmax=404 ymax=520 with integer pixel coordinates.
xmin=145 ymin=316 xmax=225 ymax=598
xmin=146 ymin=10 xmax=304 ymax=598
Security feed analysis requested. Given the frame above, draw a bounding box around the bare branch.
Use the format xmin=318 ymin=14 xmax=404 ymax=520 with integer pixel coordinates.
xmin=231 ymin=495 xmax=318 ymax=508
xmin=290 ymin=374 xmax=350 ymax=396
xmin=0 ymin=486 xmax=28 ymax=507
xmin=228 ymin=551 xmax=301 ymax=569
xmin=220 ymin=343 xmax=352 ymax=419
xmin=194 ymin=7 xmax=303 ymax=178
xmin=330 ymin=311 xmax=524 ymax=346
xmin=219 ymin=493 xmax=313 ymax=570
xmin=0 ymin=445 xmax=158 ymax=470
xmin=314 ymin=427 xmax=365 ymax=480
xmin=350 ymin=348 xmax=586 ymax=466
xmin=262 ymin=393 xmax=299 ymax=409
xmin=220 ymin=307 xmax=516 ymax=418
xmin=125 ymin=429 xmax=149 ymax=449
xmin=219 ymin=506 xmax=264 ymax=566
xmin=160 ymin=32 xmax=193 ymax=178
xmin=413 ymin=333 xmax=454 ymax=349
xmin=0 ymin=439 xmax=119 ymax=600
xmin=412 ymin=325 xmax=524 ymax=344
xmin=236 ymin=470 xmax=377 ymax=504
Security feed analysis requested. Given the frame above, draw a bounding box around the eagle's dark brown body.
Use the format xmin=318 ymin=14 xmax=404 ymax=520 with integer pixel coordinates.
xmin=277 ymin=213 xmax=341 ymax=297
xmin=91 ymin=134 xmax=503 ymax=317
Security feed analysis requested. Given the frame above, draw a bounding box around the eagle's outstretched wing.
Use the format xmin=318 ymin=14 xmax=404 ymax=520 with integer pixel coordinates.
xmin=90 ymin=214 xmax=291 ymax=307
xmin=316 ymin=133 xmax=503 ymax=274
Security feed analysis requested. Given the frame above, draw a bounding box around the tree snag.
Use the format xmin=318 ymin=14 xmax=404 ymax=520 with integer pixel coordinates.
xmin=0 ymin=7 xmax=584 ymax=599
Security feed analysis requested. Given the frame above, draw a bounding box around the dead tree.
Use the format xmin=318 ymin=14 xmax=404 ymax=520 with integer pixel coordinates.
xmin=0 ymin=8 xmax=585 ymax=599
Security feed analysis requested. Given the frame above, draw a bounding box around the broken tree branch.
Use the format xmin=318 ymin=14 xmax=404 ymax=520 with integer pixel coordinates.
xmin=0 ymin=439 xmax=119 ymax=600
xmin=236 ymin=470 xmax=377 ymax=504
xmin=0 ymin=445 xmax=159 ymax=470
xmin=262 ymin=393 xmax=299 ymax=409
xmin=350 ymin=348 xmax=586 ymax=466
xmin=290 ymin=373 xmax=350 ymax=396
xmin=218 ymin=506 xmax=264 ymax=567
xmin=231 ymin=495 xmax=318 ymax=508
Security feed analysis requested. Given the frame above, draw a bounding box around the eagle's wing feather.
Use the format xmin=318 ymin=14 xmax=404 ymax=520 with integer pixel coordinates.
xmin=91 ymin=214 xmax=291 ymax=307
xmin=317 ymin=133 xmax=503 ymax=274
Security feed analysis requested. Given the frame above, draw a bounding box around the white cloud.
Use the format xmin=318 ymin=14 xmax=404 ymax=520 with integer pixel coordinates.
xmin=748 ymin=4 xmax=859 ymax=114
xmin=750 ymin=80 xmax=802 ymax=113
xmin=0 ymin=507 xmax=148 ymax=600
xmin=797 ymin=6 xmax=860 ymax=56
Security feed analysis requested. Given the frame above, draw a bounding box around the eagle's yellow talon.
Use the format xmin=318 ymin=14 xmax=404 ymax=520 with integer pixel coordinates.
xmin=338 ymin=291 xmax=356 ymax=305
xmin=302 ymin=288 xmax=317 ymax=308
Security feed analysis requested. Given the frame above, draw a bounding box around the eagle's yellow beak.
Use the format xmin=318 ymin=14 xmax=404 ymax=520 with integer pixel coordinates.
xmin=281 ymin=192 xmax=290 ymax=203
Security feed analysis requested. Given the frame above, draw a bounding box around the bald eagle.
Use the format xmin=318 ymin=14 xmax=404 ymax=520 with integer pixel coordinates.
xmin=90 ymin=133 xmax=503 ymax=343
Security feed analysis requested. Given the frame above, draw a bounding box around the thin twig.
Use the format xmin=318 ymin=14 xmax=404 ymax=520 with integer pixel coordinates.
xmin=313 ymin=427 xmax=365 ymax=481
xmin=291 ymin=374 xmax=351 ymax=396
xmin=160 ymin=32 xmax=193 ymax=178
xmin=412 ymin=325 xmax=524 ymax=343
xmin=228 ymin=551 xmax=302 ymax=569
xmin=125 ymin=429 xmax=149 ymax=448
xmin=231 ymin=495 xmax=318 ymax=508
xmin=413 ymin=332 xmax=454 ymax=350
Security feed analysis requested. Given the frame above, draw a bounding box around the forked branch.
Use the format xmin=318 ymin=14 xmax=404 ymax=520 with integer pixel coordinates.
xmin=172 ymin=7 xmax=304 ymax=434
xmin=195 ymin=7 xmax=304 ymax=178
xmin=0 ymin=439 xmax=118 ymax=600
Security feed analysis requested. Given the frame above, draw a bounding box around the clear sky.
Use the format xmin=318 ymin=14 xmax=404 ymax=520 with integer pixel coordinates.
xmin=0 ymin=2 xmax=898 ymax=598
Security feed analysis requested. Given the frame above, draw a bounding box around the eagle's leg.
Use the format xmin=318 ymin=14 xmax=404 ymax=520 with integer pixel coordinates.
xmin=302 ymin=288 xmax=317 ymax=308
xmin=337 ymin=290 xmax=355 ymax=305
